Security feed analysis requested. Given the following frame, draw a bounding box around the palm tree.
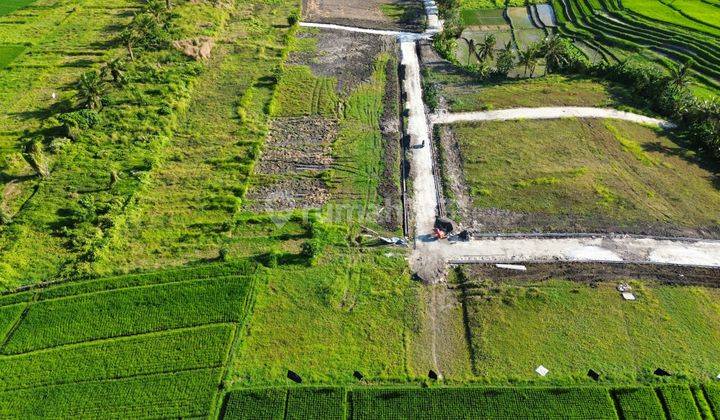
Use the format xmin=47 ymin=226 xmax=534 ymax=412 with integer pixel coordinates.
xmin=76 ymin=71 xmax=106 ymax=110
xmin=542 ymin=35 xmax=569 ymax=75
xmin=519 ymin=43 xmax=541 ymax=77
xmin=119 ymin=27 xmax=139 ymax=60
xmin=670 ymin=58 xmax=694 ymax=88
xmin=477 ymin=34 xmax=496 ymax=62
xmin=461 ymin=37 xmax=478 ymax=66
xmin=101 ymin=58 xmax=126 ymax=85
xmin=495 ymin=41 xmax=515 ymax=76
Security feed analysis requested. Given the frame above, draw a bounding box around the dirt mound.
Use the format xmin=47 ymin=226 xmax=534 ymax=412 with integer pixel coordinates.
xmin=172 ymin=37 xmax=215 ymax=61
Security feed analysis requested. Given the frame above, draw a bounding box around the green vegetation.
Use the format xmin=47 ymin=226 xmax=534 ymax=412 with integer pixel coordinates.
xmin=0 ymin=45 xmax=24 ymax=69
xmin=658 ymin=384 xmax=702 ymax=419
xmin=350 ymin=387 xmax=617 ymax=419
xmin=551 ymin=0 xmax=720 ymax=91
xmin=612 ymin=387 xmax=666 ymax=419
xmin=271 ymin=65 xmax=338 ymax=117
xmin=0 ymin=261 xmax=259 ymax=417
xmin=223 ymin=388 xmax=287 ymax=419
xmin=451 ymin=118 xmax=720 ymax=234
xmin=460 ymin=278 xmax=720 ymax=381
xmin=231 ymin=251 xmax=417 ymax=385
xmin=287 ymin=387 xmax=346 ymax=419
xmin=0 ymin=0 xmax=35 ymax=17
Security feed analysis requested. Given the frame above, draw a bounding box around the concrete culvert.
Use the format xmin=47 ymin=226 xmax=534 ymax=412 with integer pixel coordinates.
xmin=587 ymin=369 xmax=600 ymax=381
xmin=287 ymin=370 xmax=302 ymax=383
xmin=428 ymin=370 xmax=438 ymax=380
xmin=353 ymin=371 xmax=364 ymax=381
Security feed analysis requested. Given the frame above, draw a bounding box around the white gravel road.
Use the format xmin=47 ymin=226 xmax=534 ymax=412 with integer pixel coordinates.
xmin=429 ymin=236 xmax=720 ymax=268
xmin=430 ymin=107 xmax=675 ymax=128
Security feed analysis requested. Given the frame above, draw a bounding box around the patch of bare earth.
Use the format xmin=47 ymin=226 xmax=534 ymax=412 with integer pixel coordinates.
xmin=302 ymin=0 xmax=425 ymax=32
xmin=246 ymin=117 xmax=337 ymax=211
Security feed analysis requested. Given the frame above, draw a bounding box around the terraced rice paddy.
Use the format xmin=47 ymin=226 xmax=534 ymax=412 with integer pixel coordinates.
xmin=551 ymin=0 xmax=720 ymax=91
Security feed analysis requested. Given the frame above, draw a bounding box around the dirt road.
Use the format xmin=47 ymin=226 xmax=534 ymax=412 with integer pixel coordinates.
xmin=430 ymin=107 xmax=675 ymax=128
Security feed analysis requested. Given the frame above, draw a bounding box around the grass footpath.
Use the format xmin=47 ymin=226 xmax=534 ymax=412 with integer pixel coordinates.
xmin=451 ymin=118 xmax=720 ymax=236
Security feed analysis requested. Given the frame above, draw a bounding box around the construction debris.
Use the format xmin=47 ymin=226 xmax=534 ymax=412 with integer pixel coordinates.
xmin=616 ymin=283 xmax=632 ymax=292
xmin=495 ymin=264 xmax=527 ymax=271
xmin=622 ymin=292 xmax=636 ymax=301
xmin=535 ymin=365 xmax=549 ymax=377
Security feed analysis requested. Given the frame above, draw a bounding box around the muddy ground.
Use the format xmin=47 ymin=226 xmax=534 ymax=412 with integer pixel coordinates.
xmin=248 ymin=29 xmax=402 ymax=230
xmin=302 ymin=0 xmax=426 ymax=32
xmin=459 ymin=262 xmax=720 ymax=287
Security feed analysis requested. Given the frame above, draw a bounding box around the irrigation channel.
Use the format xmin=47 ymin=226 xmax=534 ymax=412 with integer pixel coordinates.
xmin=299 ymin=8 xmax=720 ymax=274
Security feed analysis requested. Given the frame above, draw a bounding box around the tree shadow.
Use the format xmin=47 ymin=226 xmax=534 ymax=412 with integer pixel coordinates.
xmin=642 ymin=130 xmax=720 ymax=190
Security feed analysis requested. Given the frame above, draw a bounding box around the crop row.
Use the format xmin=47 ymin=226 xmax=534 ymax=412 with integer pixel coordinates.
xmin=0 ymin=323 xmax=233 ymax=391
xmin=224 ymin=384 xmax=720 ymax=419
xmin=1 ymin=274 xmax=255 ymax=354
xmin=0 ymin=367 xmax=222 ymax=418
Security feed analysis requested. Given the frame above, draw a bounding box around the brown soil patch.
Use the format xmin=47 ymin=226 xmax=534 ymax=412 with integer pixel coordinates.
xmin=302 ymin=0 xmax=425 ymax=32
xmin=289 ymin=29 xmax=397 ymax=93
xmin=247 ymin=117 xmax=337 ymax=211
xmin=461 ymin=262 xmax=720 ymax=287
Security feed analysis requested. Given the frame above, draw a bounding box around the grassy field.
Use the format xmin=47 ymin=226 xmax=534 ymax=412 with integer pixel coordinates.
xmin=622 ymin=0 xmax=720 ymax=36
xmin=427 ymin=72 xmax=643 ymax=112
xmin=0 ymin=262 xmax=256 ymax=417
xmin=450 ymin=118 xmax=720 ymax=236
xmin=0 ymin=45 xmax=24 ymax=69
xmin=460 ymin=276 xmax=720 ymax=382
xmin=231 ymin=249 xmax=419 ymax=386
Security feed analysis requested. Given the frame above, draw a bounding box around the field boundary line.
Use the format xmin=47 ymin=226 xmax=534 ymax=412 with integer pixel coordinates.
xmin=0 ymin=322 xmax=235 ymax=359
xmin=0 ymin=293 xmax=38 ymax=352
xmin=466 ymin=232 xmax=720 ymax=243
xmin=0 ymin=321 xmax=240 ymax=357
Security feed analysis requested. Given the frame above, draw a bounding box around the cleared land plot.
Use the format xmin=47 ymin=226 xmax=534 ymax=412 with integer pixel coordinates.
xmin=302 ymin=0 xmax=425 ymax=31
xmin=507 ymin=6 xmax=538 ymax=29
xmin=449 ymin=118 xmax=720 ymax=237
xmin=427 ymin=73 xmax=641 ymax=112
xmin=460 ymin=277 xmax=720 ymax=381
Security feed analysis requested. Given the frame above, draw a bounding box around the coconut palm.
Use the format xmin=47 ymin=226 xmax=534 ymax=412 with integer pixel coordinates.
xmin=542 ymin=35 xmax=569 ymax=74
xmin=495 ymin=41 xmax=515 ymax=76
xmin=76 ymin=71 xmax=106 ymax=110
xmin=461 ymin=37 xmax=478 ymax=66
xmin=519 ymin=43 xmax=541 ymax=77
xmin=22 ymin=138 xmax=50 ymax=178
xmin=477 ymin=34 xmax=496 ymax=62
xmin=119 ymin=27 xmax=139 ymax=60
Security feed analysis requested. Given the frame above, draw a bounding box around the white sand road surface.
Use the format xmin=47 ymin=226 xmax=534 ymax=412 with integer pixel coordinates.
xmin=299 ymin=6 xmax=718 ymax=274
xmin=430 ymin=107 xmax=675 ymax=128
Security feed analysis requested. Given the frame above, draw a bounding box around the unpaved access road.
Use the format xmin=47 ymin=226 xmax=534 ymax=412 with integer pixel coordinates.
xmin=430 ymin=107 xmax=675 ymax=128
xmin=300 ymin=7 xmax=719 ymax=274
xmin=427 ymin=236 xmax=720 ymax=268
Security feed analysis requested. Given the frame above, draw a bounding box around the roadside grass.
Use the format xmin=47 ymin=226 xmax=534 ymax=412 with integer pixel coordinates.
xmin=461 ymin=278 xmax=720 ymax=382
xmin=379 ymin=1 xmax=426 ymax=29
xmin=427 ymin=72 xmax=642 ymax=112
xmin=230 ymin=248 xmax=419 ymax=386
xmin=451 ymin=118 xmax=720 ymax=235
